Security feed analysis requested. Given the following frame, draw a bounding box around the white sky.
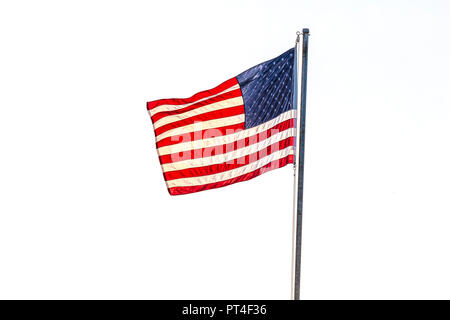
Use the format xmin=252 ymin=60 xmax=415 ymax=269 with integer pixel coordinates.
xmin=0 ymin=0 xmax=449 ymax=299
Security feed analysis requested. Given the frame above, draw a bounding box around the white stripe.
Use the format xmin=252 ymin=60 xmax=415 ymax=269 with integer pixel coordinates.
xmin=157 ymin=109 xmax=296 ymax=155
xmin=156 ymin=114 xmax=245 ymax=142
xmin=149 ymin=84 xmax=240 ymax=117
xmin=152 ymin=96 xmax=244 ymax=129
xmin=162 ymin=128 xmax=295 ymax=172
xmin=167 ymin=147 xmax=294 ymax=188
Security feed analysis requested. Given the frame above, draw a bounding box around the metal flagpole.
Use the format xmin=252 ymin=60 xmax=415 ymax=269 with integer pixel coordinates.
xmin=291 ymin=28 xmax=310 ymax=300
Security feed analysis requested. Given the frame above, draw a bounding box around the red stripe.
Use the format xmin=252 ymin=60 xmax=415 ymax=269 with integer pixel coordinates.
xmin=159 ymin=118 xmax=294 ymax=164
xmin=163 ymin=138 xmax=294 ymax=181
xmin=167 ymin=154 xmax=294 ymax=195
xmin=147 ymin=77 xmax=238 ymax=110
xmin=154 ymin=105 xmax=244 ymax=136
xmin=155 ymin=122 xmax=246 ymax=149
xmin=150 ymin=89 xmax=242 ymax=123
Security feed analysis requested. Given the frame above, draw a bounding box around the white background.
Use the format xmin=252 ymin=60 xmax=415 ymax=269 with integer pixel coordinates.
xmin=0 ymin=0 xmax=449 ymax=299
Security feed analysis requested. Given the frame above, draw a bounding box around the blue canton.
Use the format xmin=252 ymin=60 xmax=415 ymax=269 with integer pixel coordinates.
xmin=236 ymin=48 xmax=295 ymax=129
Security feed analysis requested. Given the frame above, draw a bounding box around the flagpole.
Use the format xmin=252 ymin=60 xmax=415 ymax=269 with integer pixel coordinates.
xmin=291 ymin=28 xmax=309 ymax=300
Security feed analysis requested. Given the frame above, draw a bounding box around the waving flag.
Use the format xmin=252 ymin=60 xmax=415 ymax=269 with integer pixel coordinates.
xmin=147 ymin=48 xmax=296 ymax=195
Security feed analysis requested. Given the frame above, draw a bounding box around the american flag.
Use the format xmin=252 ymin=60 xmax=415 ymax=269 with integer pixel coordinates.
xmin=147 ymin=48 xmax=296 ymax=195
